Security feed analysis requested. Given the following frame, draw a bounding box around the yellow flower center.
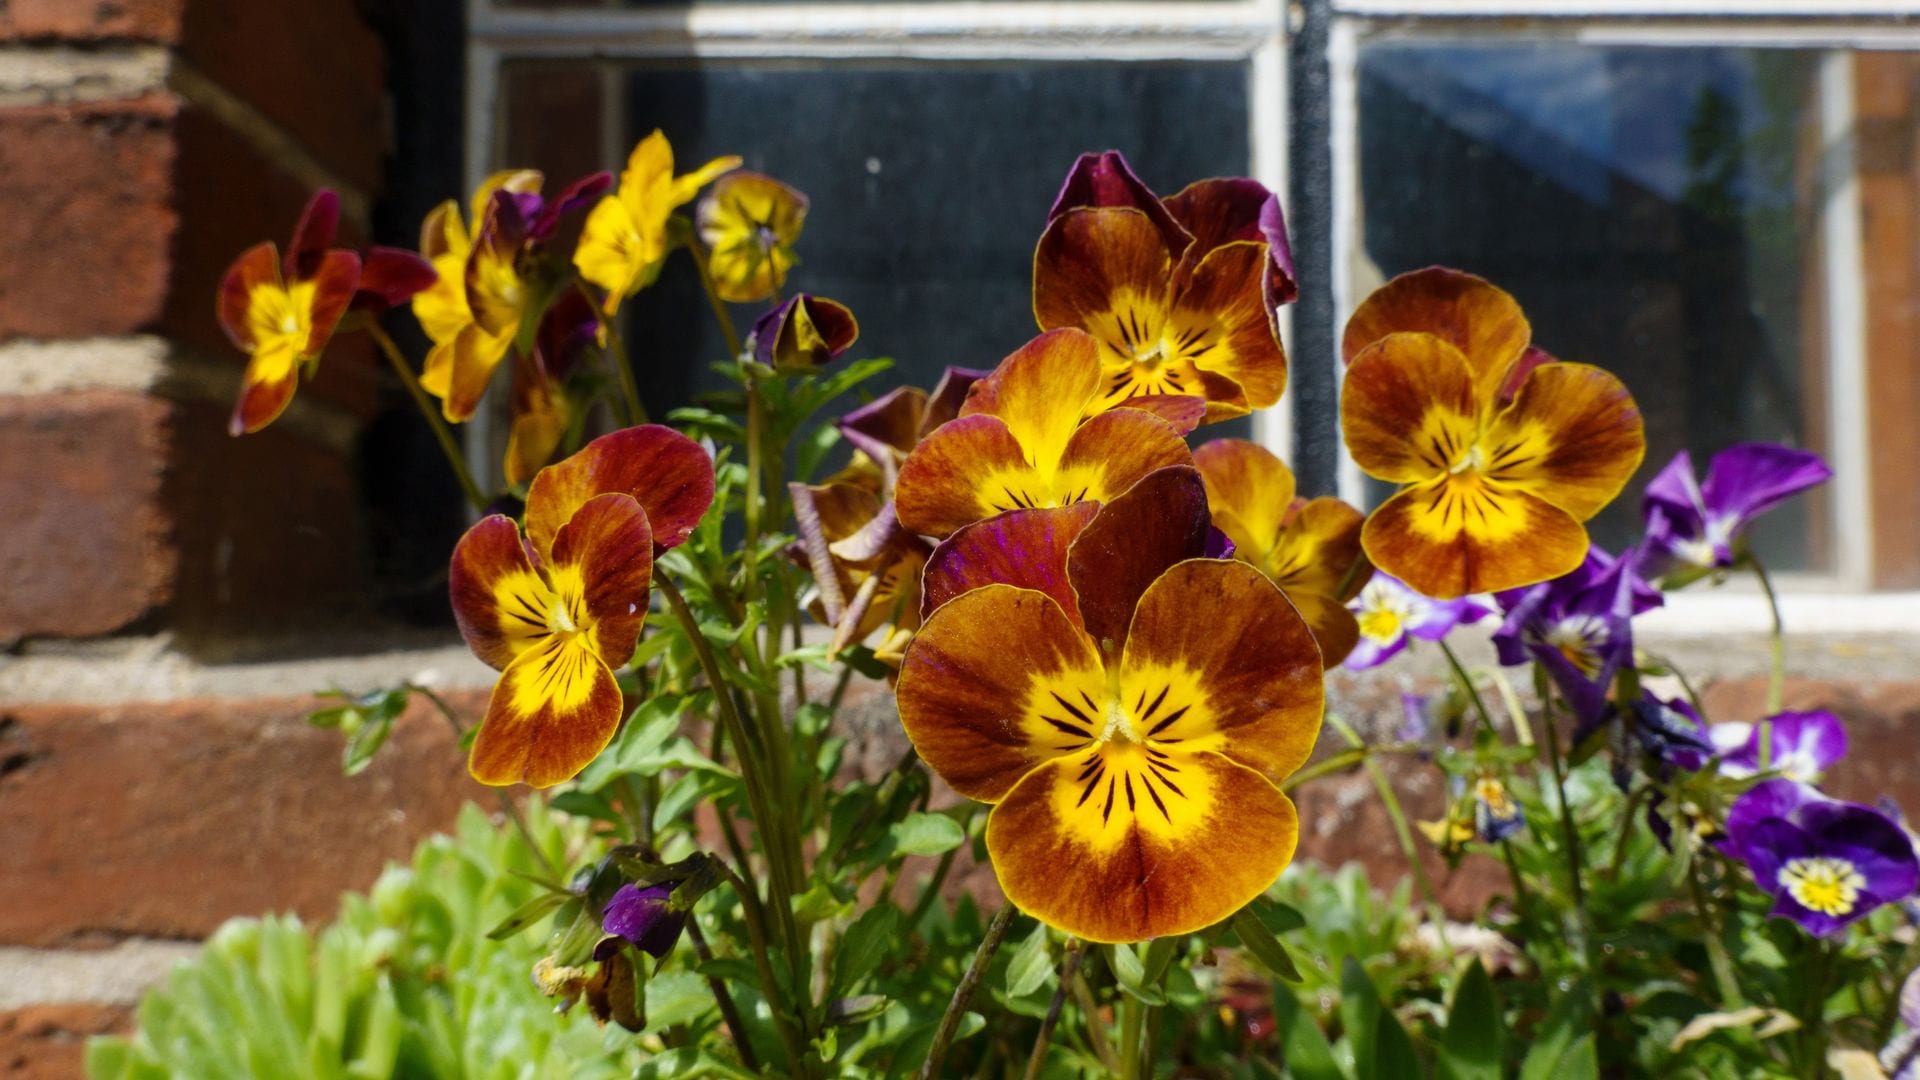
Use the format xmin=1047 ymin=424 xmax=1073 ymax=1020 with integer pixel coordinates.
xmin=1778 ymin=856 xmax=1865 ymax=917
xmin=245 ymin=279 xmax=317 ymax=370
xmin=1088 ymin=291 xmax=1220 ymax=408
xmin=1354 ymin=579 xmax=1416 ymax=643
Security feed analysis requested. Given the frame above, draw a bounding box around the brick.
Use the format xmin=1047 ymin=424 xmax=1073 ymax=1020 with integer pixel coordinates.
xmin=158 ymin=400 xmax=373 ymax=654
xmin=0 ymin=391 xmax=171 ymax=642
xmin=0 ymin=1004 xmax=130 ymax=1080
xmin=0 ymin=96 xmax=178 ymax=340
xmin=178 ymin=0 xmax=386 ymax=189
xmin=0 ymin=689 xmax=492 ymax=947
xmin=0 ymin=1 xmax=182 ymax=43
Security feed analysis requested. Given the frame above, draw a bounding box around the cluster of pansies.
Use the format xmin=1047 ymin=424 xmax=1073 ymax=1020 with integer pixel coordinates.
xmin=213 ymin=127 xmax=1920 ymax=1076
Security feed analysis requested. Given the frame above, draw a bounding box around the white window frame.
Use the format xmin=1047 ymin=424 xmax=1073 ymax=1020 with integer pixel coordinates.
xmin=463 ymin=0 xmax=1294 ymax=466
xmin=1328 ymin=3 xmax=1920 ymax=619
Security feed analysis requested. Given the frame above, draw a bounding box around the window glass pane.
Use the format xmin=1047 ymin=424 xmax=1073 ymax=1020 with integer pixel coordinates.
xmin=583 ymin=60 xmax=1252 ymax=435
xmin=1354 ymin=41 xmax=1832 ymax=572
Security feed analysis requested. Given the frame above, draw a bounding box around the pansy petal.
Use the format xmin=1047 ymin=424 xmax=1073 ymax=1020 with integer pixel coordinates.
xmin=1163 ymin=177 xmax=1296 ymax=304
xmin=1067 ymin=465 xmax=1213 ymax=652
xmin=1170 ymin=241 xmax=1286 ymax=413
xmin=839 ymin=385 xmax=928 ymax=467
xmin=529 ymin=170 xmax=614 ymax=241
xmin=230 ymin=340 xmax=301 ymax=435
xmin=504 ymin=374 xmax=568 ymax=488
xmin=894 ymin=414 xmax=1035 ymax=538
xmin=526 ymin=424 xmax=716 ymax=560
xmin=1341 ymin=267 xmax=1531 ymax=403
xmin=958 ymin=329 xmax=1101 ymax=474
xmin=1121 ymin=559 xmax=1323 ymax=784
xmin=1363 ymin=475 xmax=1589 ymax=598
xmin=548 ymin=492 xmax=654 ymax=668
xmin=302 ymin=249 xmax=361 ymax=356
xmin=1046 ymin=150 xmax=1189 ymax=258
xmin=217 ymin=242 xmax=280 ymax=352
xmin=1113 ymin=394 xmax=1206 ymax=435
xmin=354 ymin=247 xmax=439 ymax=311
xmin=284 ymin=189 xmax=341 ymax=281
xmin=448 ymin=515 xmax=551 ymax=670
xmin=469 ymin=636 xmax=623 ymax=788
xmin=441 ymin=323 xmax=513 ymax=423
xmin=1642 ymin=449 xmax=1705 ymax=526
xmin=921 ymin=504 xmax=1098 ymax=626
xmin=1193 ymin=438 xmax=1295 ymax=558
xmin=413 ymin=251 xmax=471 ymax=346
xmin=797 ymin=481 xmax=884 ymax=546
xmin=1341 ymin=332 xmax=1481 ymax=483
xmin=1272 ymin=496 xmax=1369 ymax=601
xmin=1054 ymin=408 xmax=1196 ymax=511
xmin=1702 ymin=443 xmax=1833 ymax=524
xmin=1033 ymin=207 xmax=1174 ymax=351
xmin=986 ymin=750 xmax=1298 ymax=943
xmin=1482 ymin=362 xmax=1645 ymax=520
xmin=1284 ymin=589 xmax=1361 ymax=666
xmin=920 ymin=366 xmax=990 ymax=438
xmin=896 ymin=585 xmax=1108 ymax=802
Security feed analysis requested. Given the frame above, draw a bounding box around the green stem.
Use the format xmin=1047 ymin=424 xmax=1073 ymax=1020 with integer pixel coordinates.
xmin=1438 ymin=639 xmax=1496 ymax=735
xmin=1117 ymin=988 xmax=1144 ymax=1080
xmin=1686 ymin=851 xmax=1745 ymax=1009
xmin=1023 ymin=939 xmax=1085 ymax=1080
xmin=1073 ymin=973 xmax=1115 ymax=1070
xmin=686 ymin=916 xmax=761 ymax=1072
xmin=365 ymin=323 xmax=486 ymax=512
xmin=687 ymin=237 xmax=744 ymax=359
xmin=918 ymin=901 xmax=1017 ymax=1080
xmin=579 ymin=282 xmax=648 ymax=426
xmin=1535 ymin=667 xmax=1595 ymax=972
xmin=715 ymin=861 xmax=809 ymax=1071
xmin=1748 ymin=554 xmax=1786 ymax=763
xmin=1327 ymin=714 xmax=1450 ymax=950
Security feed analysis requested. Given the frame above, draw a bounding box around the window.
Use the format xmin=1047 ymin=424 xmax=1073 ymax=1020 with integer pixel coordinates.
xmin=468 ymin=0 xmax=1290 ymax=462
xmin=1326 ymin=3 xmax=1920 ymax=594
xmin=469 ymin=0 xmax=1920 ymax=597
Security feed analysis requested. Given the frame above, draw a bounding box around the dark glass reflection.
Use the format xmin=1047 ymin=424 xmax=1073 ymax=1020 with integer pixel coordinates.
xmin=1356 ymin=43 xmax=1827 ymax=571
xmin=619 ymin=60 xmax=1253 ymax=444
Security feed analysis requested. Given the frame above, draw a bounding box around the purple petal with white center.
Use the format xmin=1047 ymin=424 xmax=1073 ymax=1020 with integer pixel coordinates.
xmin=1723 ymin=777 xmax=1830 ymax=849
xmin=1718 ymin=711 xmax=1848 ymax=783
xmin=1734 ymin=802 xmax=1919 ymax=936
xmin=1343 ymin=630 xmax=1407 ymax=671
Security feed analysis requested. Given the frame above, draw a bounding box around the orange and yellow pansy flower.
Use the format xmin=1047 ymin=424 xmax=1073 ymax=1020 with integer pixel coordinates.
xmin=413 ymin=170 xmax=542 ymax=423
xmin=1193 ymin=438 xmax=1371 ymax=665
xmin=1035 ymin=152 xmax=1292 ymax=423
xmin=893 ymin=329 xmax=1194 ymax=539
xmin=696 ymin=172 xmax=808 ymax=304
xmin=898 ymin=466 xmax=1323 ymax=942
xmin=449 ymin=425 xmax=714 ymax=787
xmin=218 ymin=190 xmax=362 ymax=435
xmin=574 ymin=131 xmax=741 ymax=316
xmin=1340 ymin=267 xmax=1646 ymax=598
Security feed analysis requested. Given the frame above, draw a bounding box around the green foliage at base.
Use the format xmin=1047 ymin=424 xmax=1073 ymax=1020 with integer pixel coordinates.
xmin=86 ymin=800 xmax=641 ymax=1080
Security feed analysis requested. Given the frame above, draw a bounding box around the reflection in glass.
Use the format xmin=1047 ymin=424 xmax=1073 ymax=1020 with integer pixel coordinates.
xmin=1355 ymin=42 xmax=1829 ymax=571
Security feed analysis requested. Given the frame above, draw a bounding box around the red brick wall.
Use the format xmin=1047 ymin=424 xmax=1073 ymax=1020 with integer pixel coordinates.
xmin=0 ymin=5 xmax=491 ymax=1075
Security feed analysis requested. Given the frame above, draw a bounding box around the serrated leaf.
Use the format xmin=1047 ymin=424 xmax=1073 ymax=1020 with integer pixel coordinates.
xmin=1234 ymin=908 xmax=1302 ymax=983
xmin=1438 ymin=959 xmax=1500 ymax=1080
xmin=889 ymin=812 xmax=965 ymax=857
xmin=1005 ymin=924 xmax=1052 ymax=998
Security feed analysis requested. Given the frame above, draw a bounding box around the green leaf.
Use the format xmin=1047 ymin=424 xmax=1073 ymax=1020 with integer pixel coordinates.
xmin=483 ymin=892 xmax=569 ymax=941
xmin=1272 ymin=991 xmax=1346 ymax=1080
xmin=1251 ymin=897 xmax=1307 ymax=935
xmin=1141 ymin=935 xmax=1180 ymax=988
xmin=889 ymin=812 xmax=965 ymax=857
xmin=1340 ymin=956 xmax=1422 ymax=1080
xmin=340 ymin=710 xmax=396 ymax=776
xmin=1437 ymin=960 xmax=1500 ymax=1080
xmin=1233 ymin=908 xmax=1302 ymax=983
xmin=834 ymin=904 xmax=903 ymax=994
xmin=1520 ymin=985 xmax=1596 ymax=1080
xmin=1004 ymin=924 xmax=1052 ymax=998
xmin=1108 ymin=942 xmax=1165 ymax=1006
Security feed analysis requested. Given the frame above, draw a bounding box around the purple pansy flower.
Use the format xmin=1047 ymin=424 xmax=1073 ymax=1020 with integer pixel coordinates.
xmin=1343 ymin=573 xmax=1491 ymax=670
xmin=1642 ymin=443 xmax=1831 ymax=574
xmin=596 ymin=881 xmax=688 ymax=960
xmin=1721 ymin=779 xmax=1920 ymax=937
xmin=1492 ymin=546 xmax=1661 ymax=737
xmin=1705 ymin=710 xmax=1848 ymax=783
